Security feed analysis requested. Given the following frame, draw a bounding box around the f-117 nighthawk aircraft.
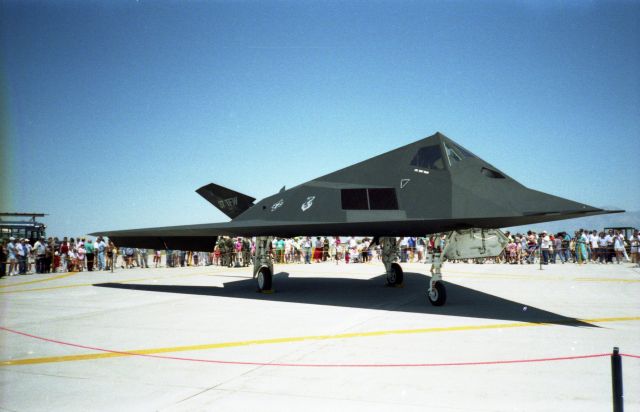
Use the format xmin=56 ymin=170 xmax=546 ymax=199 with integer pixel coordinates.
xmin=92 ymin=132 xmax=621 ymax=305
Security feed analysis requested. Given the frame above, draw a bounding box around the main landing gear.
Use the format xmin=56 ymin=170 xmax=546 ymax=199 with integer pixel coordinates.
xmin=380 ymin=236 xmax=447 ymax=306
xmin=253 ymin=236 xmax=274 ymax=293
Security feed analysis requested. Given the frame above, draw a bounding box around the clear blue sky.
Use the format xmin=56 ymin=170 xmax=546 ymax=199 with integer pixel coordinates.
xmin=1 ymin=1 xmax=638 ymax=237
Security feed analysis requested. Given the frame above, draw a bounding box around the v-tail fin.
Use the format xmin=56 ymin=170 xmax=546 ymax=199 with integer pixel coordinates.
xmin=196 ymin=183 xmax=256 ymax=219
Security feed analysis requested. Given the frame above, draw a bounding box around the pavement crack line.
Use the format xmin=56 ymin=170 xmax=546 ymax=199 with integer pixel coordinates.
xmin=170 ymin=363 xmax=268 ymax=407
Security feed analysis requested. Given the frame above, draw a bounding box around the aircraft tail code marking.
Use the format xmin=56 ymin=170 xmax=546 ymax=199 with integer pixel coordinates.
xmin=217 ymin=197 xmax=238 ymax=209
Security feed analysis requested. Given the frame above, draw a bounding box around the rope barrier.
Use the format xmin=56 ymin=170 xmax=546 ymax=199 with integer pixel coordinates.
xmin=1 ymin=326 xmax=638 ymax=368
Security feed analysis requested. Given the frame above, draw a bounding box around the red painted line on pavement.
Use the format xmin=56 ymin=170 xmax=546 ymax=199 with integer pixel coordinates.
xmin=3 ymin=326 xmax=636 ymax=368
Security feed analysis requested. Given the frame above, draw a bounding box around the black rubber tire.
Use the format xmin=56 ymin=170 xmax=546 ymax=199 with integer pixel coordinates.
xmin=428 ymin=281 xmax=447 ymax=306
xmin=386 ymin=263 xmax=404 ymax=286
xmin=257 ymin=266 xmax=272 ymax=291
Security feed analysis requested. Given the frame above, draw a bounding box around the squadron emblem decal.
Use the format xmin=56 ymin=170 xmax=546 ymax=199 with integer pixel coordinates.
xmin=301 ymin=196 xmax=316 ymax=212
xmin=270 ymin=198 xmax=284 ymax=212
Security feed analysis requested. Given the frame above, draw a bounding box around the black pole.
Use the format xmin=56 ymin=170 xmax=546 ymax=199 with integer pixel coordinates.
xmin=611 ymin=347 xmax=623 ymax=412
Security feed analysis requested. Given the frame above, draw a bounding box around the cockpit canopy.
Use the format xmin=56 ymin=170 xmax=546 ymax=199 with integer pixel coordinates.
xmin=410 ymin=141 xmax=478 ymax=170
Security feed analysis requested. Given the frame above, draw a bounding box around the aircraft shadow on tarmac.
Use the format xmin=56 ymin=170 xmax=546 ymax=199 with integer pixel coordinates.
xmin=94 ymin=272 xmax=595 ymax=328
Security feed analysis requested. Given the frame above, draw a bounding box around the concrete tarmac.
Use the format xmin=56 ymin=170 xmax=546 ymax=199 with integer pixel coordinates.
xmin=1 ymin=260 xmax=639 ymax=411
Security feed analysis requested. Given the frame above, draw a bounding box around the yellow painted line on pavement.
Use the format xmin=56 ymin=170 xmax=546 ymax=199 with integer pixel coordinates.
xmin=0 ymin=273 xmax=206 ymax=295
xmin=0 ymin=284 xmax=90 ymax=294
xmin=444 ymin=270 xmax=640 ymax=283
xmin=0 ymin=272 xmax=78 ymax=288
xmin=284 ymin=268 xmax=638 ymax=283
xmin=2 ymin=316 xmax=639 ymax=367
xmin=575 ymin=277 xmax=640 ymax=283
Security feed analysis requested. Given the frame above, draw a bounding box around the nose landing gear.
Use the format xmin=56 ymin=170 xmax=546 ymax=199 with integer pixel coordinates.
xmin=381 ymin=237 xmax=404 ymax=287
xmin=254 ymin=236 xmax=274 ymax=293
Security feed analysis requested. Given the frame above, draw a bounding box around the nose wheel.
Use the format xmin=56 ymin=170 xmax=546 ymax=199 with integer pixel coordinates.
xmin=254 ymin=236 xmax=275 ymax=293
xmin=381 ymin=237 xmax=404 ymax=287
xmin=257 ymin=266 xmax=273 ymax=292
xmin=428 ymin=281 xmax=447 ymax=306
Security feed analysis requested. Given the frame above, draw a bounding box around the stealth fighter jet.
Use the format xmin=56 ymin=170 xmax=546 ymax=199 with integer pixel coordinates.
xmin=93 ymin=132 xmax=621 ymax=305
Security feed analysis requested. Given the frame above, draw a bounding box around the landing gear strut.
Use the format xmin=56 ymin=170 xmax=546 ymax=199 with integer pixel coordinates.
xmin=253 ymin=236 xmax=274 ymax=292
xmin=381 ymin=237 xmax=403 ymax=286
xmin=381 ymin=236 xmax=446 ymax=305
xmin=378 ymin=229 xmax=507 ymax=306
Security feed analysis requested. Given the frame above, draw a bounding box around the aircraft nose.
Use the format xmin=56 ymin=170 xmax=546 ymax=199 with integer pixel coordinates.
xmin=518 ymin=187 xmax=602 ymax=217
xmin=450 ymin=163 xmax=602 ymax=219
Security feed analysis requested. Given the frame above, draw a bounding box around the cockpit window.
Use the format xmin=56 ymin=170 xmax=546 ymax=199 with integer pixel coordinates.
xmin=452 ymin=143 xmax=477 ymax=159
xmin=443 ymin=142 xmax=463 ymax=166
xmin=410 ymin=145 xmax=444 ymax=170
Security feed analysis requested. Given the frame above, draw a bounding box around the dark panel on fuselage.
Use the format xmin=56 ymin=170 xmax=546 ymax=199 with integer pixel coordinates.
xmin=368 ymin=188 xmax=399 ymax=210
xmin=341 ymin=189 xmax=369 ymax=210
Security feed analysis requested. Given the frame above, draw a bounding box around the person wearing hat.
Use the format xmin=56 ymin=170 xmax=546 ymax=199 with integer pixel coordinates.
xmin=15 ymin=238 xmax=27 ymax=275
xmin=7 ymin=237 xmax=17 ymax=276
xmin=25 ymin=239 xmax=34 ymax=274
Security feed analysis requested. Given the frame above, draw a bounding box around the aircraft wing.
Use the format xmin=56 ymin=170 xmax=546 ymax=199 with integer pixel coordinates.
xmin=91 ymin=207 xmax=622 ymax=251
xmin=89 ymin=223 xmax=226 ymax=251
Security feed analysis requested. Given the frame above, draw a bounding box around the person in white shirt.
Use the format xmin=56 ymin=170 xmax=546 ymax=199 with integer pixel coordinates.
xmin=302 ymin=237 xmax=312 ymax=264
xmin=540 ymin=231 xmax=551 ymax=264
xmin=613 ymin=232 xmax=627 ymax=264
xmin=16 ymin=240 xmax=26 ymax=274
xmin=23 ymin=239 xmax=33 ymax=274
xmin=589 ymin=231 xmax=599 ymax=262
xmin=596 ymin=232 xmax=607 ymax=263
xmin=34 ymin=237 xmax=47 ymax=273
xmin=603 ymin=231 xmax=614 ymax=263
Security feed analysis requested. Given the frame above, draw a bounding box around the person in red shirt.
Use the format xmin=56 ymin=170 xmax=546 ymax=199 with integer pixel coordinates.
xmin=59 ymin=237 xmax=69 ymax=273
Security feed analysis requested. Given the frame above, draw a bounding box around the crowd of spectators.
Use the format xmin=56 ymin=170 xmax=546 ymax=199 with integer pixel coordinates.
xmin=0 ymin=236 xmax=113 ymax=276
xmin=500 ymin=229 xmax=639 ymax=266
xmin=1 ymin=229 xmax=638 ymax=277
